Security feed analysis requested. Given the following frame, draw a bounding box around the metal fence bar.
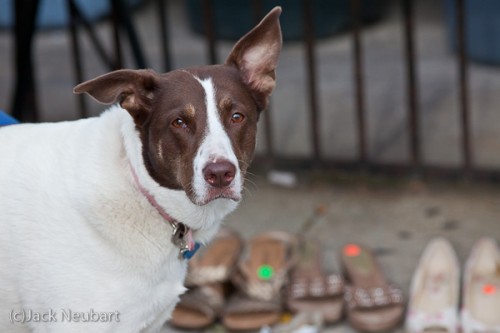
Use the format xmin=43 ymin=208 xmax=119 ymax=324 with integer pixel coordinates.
xmin=202 ymin=0 xmax=218 ymax=65
xmin=11 ymin=0 xmax=41 ymax=122
xmin=251 ymin=0 xmax=275 ymax=161
xmin=402 ymin=0 xmax=421 ymax=172
xmin=110 ymin=1 xmax=123 ymax=69
xmin=302 ymin=0 xmax=321 ymax=163
xmin=156 ymin=0 xmax=172 ymax=72
xmin=67 ymin=0 xmax=116 ymax=70
xmin=67 ymin=0 xmax=87 ymax=118
xmin=351 ymin=0 xmax=367 ymax=166
xmin=455 ymin=0 xmax=472 ymax=175
xmin=111 ymin=0 xmax=147 ymax=69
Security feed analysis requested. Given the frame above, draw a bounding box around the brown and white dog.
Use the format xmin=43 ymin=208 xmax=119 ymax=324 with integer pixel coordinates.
xmin=0 ymin=7 xmax=282 ymax=333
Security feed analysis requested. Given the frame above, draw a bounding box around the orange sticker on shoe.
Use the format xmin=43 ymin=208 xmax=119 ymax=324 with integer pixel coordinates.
xmin=483 ymin=284 xmax=496 ymax=295
xmin=344 ymin=244 xmax=361 ymax=257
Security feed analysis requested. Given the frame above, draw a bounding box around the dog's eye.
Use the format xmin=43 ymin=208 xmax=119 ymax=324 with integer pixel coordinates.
xmin=231 ymin=113 xmax=245 ymax=123
xmin=172 ymin=118 xmax=187 ymax=129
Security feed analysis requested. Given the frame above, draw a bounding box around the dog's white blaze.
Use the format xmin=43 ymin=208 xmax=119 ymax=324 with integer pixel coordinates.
xmin=193 ymin=77 xmax=241 ymax=203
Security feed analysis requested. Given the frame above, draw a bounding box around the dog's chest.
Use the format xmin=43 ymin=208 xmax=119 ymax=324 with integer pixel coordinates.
xmin=122 ymin=263 xmax=187 ymax=329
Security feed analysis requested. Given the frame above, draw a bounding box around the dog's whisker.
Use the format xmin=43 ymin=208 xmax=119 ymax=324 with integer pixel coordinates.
xmin=242 ymin=185 xmax=255 ymax=199
xmin=243 ymin=177 xmax=259 ymax=192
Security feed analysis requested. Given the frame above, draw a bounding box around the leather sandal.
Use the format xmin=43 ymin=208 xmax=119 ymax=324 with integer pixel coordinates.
xmin=286 ymin=238 xmax=344 ymax=323
xmin=169 ymin=227 xmax=243 ymax=329
xmin=461 ymin=237 xmax=500 ymax=333
xmin=341 ymin=243 xmax=404 ymax=332
xmin=222 ymin=231 xmax=298 ymax=331
xmin=170 ymin=283 xmax=225 ymax=329
xmin=405 ymin=238 xmax=460 ymax=333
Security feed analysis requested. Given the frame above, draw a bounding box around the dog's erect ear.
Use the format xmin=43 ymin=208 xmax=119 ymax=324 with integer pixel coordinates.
xmin=225 ymin=6 xmax=282 ymax=110
xmin=73 ymin=69 xmax=159 ymax=126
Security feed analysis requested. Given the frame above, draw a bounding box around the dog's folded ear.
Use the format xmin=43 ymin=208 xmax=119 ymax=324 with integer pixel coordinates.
xmin=73 ymin=69 xmax=159 ymax=126
xmin=225 ymin=6 xmax=282 ymax=111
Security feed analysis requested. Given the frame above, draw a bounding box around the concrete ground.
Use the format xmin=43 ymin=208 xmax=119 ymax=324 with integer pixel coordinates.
xmin=1 ymin=0 xmax=500 ymax=332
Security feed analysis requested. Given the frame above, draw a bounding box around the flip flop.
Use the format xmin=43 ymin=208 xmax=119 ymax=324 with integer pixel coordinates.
xmin=341 ymin=243 xmax=404 ymax=332
xmin=406 ymin=238 xmax=460 ymax=333
xmin=461 ymin=237 xmax=500 ymax=333
xmin=222 ymin=231 xmax=298 ymax=331
xmin=169 ymin=227 xmax=243 ymax=329
xmin=286 ymin=238 xmax=344 ymax=323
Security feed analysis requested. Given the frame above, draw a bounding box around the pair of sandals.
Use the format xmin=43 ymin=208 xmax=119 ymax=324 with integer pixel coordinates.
xmin=170 ymin=228 xmax=405 ymax=332
xmin=289 ymin=241 xmax=405 ymax=332
xmin=170 ymin=228 xmax=298 ymax=331
xmin=406 ymin=237 xmax=500 ymax=333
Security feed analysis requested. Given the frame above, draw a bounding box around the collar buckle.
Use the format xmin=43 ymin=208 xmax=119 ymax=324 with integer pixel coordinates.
xmin=171 ymin=223 xmax=188 ymax=259
xmin=171 ymin=223 xmax=200 ymax=259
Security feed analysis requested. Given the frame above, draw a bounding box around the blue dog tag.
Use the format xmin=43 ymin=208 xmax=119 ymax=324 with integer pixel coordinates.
xmin=182 ymin=242 xmax=201 ymax=260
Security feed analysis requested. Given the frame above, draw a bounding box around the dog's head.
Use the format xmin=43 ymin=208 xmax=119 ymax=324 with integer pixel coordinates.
xmin=74 ymin=7 xmax=282 ymax=206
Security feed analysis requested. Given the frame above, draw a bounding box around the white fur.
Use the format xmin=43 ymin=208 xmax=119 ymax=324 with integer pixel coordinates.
xmin=192 ymin=77 xmax=242 ymax=204
xmin=0 ymin=106 xmax=238 ymax=333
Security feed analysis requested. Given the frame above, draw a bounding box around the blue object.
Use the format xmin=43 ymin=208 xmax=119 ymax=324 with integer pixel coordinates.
xmin=0 ymin=111 xmax=19 ymax=126
xmin=0 ymin=0 xmax=141 ymax=30
xmin=182 ymin=242 xmax=201 ymax=260
xmin=444 ymin=0 xmax=500 ymax=65
xmin=186 ymin=0 xmax=388 ymax=41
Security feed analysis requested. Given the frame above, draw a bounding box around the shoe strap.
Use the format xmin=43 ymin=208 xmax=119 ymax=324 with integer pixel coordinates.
xmin=344 ymin=284 xmax=404 ymax=310
xmin=289 ymin=273 xmax=344 ymax=299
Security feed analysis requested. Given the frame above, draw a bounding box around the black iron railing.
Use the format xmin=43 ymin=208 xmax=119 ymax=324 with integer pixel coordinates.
xmin=12 ymin=0 xmax=492 ymax=180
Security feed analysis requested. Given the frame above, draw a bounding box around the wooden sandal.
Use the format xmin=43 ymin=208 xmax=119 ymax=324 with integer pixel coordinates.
xmin=222 ymin=231 xmax=298 ymax=331
xmin=169 ymin=227 xmax=243 ymax=329
xmin=286 ymin=238 xmax=344 ymax=323
xmin=170 ymin=283 xmax=225 ymax=329
xmin=341 ymin=243 xmax=404 ymax=332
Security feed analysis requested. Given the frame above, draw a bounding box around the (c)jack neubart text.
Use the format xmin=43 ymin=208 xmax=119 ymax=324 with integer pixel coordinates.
xmin=9 ymin=308 xmax=120 ymax=324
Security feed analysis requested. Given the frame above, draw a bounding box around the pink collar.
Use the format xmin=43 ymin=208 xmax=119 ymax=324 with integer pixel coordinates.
xmin=129 ymin=163 xmax=198 ymax=259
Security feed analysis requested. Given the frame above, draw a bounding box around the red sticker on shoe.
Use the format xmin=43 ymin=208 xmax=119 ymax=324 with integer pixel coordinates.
xmin=344 ymin=244 xmax=361 ymax=257
xmin=483 ymin=284 xmax=496 ymax=295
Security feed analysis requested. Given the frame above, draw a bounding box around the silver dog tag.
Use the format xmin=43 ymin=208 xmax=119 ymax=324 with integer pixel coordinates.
xmin=171 ymin=222 xmax=199 ymax=259
xmin=171 ymin=223 xmax=188 ymax=248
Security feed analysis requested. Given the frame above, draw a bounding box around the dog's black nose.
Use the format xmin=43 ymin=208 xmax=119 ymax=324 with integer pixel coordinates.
xmin=203 ymin=161 xmax=236 ymax=188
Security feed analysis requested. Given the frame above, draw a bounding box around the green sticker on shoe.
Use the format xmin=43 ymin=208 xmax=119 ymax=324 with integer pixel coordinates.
xmin=257 ymin=264 xmax=274 ymax=280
